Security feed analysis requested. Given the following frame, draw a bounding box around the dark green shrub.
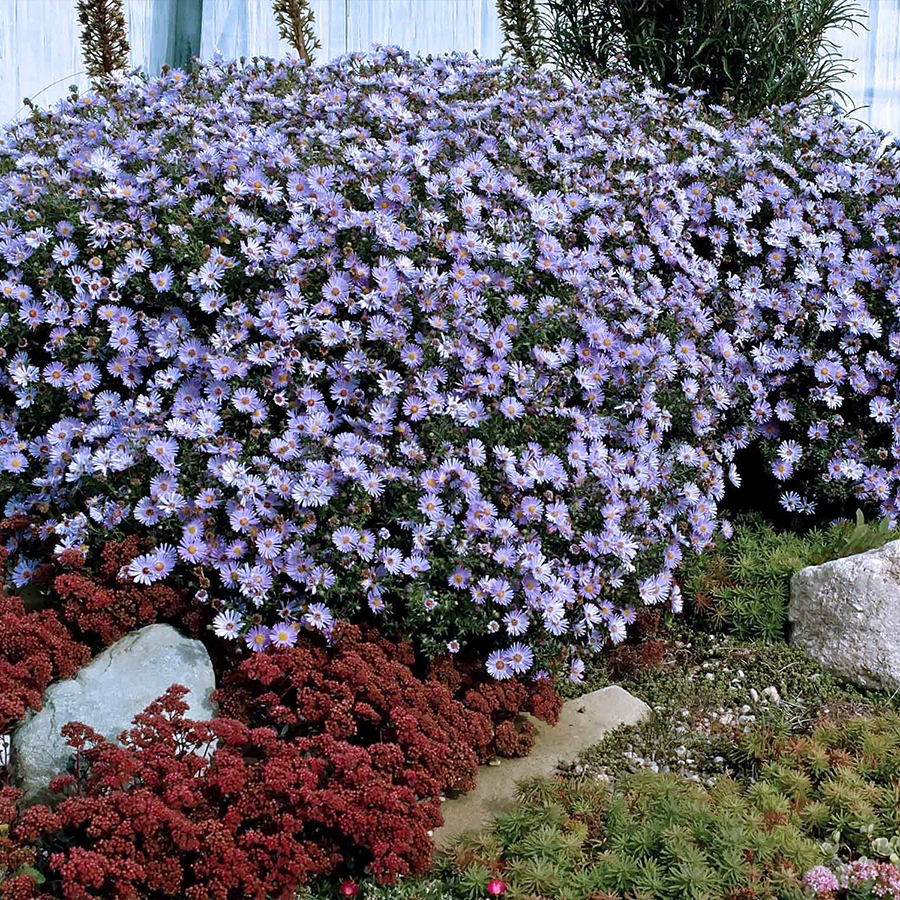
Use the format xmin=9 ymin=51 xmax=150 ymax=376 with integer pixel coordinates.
xmin=498 ymin=0 xmax=866 ymax=114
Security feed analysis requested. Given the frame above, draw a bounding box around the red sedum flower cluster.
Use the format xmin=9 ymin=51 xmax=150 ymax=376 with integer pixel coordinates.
xmin=217 ymin=624 xmax=560 ymax=792
xmin=51 ymin=536 xmax=205 ymax=648
xmin=0 ymin=591 xmax=90 ymax=736
xmin=3 ymin=626 xmax=561 ymax=898
xmin=0 ymin=787 xmax=50 ymax=900
xmin=429 ymin=653 xmax=562 ymax=759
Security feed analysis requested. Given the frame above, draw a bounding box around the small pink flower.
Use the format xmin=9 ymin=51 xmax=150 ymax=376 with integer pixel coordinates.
xmin=487 ymin=879 xmax=506 ymax=896
xmin=340 ymin=880 xmax=359 ymax=898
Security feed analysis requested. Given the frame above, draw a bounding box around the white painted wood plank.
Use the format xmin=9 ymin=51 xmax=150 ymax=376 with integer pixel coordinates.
xmin=347 ymin=0 xmax=501 ymax=58
xmin=0 ymin=0 xmax=183 ymax=125
xmin=199 ymin=0 xmax=344 ymax=63
xmin=1 ymin=0 xmax=92 ymax=124
xmin=830 ymin=0 xmax=900 ymax=137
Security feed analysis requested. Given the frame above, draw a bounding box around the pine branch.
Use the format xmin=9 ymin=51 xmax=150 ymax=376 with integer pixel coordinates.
xmin=496 ymin=0 xmax=547 ymax=69
xmin=76 ymin=0 xmax=130 ymax=81
xmin=272 ymin=0 xmax=322 ymax=66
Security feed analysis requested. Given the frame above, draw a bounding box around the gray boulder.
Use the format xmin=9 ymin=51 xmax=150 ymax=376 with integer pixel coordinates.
xmin=11 ymin=624 xmax=216 ymax=805
xmin=789 ymin=540 xmax=900 ymax=691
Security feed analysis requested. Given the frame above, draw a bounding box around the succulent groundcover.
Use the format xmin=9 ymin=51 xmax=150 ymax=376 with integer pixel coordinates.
xmin=2 ymin=47 xmax=900 ymax=680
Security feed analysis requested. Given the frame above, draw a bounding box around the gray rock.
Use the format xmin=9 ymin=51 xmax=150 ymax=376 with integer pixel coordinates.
xmin=790 ymin=539 xmax=900 ymax=691
xmin=11 ymin=624 xmax=216 ymax=805
xmin=435 ymin=685 xmax=649 ymax=845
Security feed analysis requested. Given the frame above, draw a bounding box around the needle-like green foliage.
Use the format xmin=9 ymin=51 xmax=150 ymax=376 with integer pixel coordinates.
xmin=497 ymin=0 xmax=867 ymax=115
xmin=496 ymin=0 xmax=548 ymax=69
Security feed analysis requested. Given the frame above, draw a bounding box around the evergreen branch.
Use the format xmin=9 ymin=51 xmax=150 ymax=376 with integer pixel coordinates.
xmin=496 ymin=0 xmax=547 ymax=69
xmin=76 ymin=0 xmax=130 ymax=81
xmin=272 ymin=0 xmax=322 ymax=67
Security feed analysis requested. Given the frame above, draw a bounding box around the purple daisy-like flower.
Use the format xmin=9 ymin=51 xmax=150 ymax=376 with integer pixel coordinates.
xmin=245 ymin=626 xmax=270 ymax=652
xmin=607 ymin=614 xmax=627 ymax=645
xmin=269 ymin=621 xmax=298 ymax=649
xmin=507 ymin=643 xmax=534 ymax=674
xmin=569 ymin=658 xmax=585 ymax=683
xmin=3 ymin=46 xmax=900 ymax=679
xmin=486 ymin=650 xmax=513 ymax=680
xmin=304 ymin=602 xmax=334 ymax=631
xmin=213 ymin=609 xmax=243 ymax=640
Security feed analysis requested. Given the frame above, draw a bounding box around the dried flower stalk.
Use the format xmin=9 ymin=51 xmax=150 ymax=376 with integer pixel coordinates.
xmin=76 ymin=0 xmax=130 ymax=80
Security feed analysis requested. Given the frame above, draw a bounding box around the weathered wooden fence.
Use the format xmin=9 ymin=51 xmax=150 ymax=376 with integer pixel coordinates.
xmin=1 ymin=0 xmax=897 ymax=137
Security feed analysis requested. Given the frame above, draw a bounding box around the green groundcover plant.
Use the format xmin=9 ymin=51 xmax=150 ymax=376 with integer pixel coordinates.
xmin=424 ymin=712 xmax=900 ymax=900
xmin=683 ymin=513 xmax=900 ymax=641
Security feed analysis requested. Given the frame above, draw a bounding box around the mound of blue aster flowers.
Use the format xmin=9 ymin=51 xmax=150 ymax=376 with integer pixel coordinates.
xmin=2 ymin=46 xmax=900 ymax=680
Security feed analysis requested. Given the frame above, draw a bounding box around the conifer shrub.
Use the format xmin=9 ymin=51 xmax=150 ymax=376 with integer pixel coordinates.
xmin=683 ymin=520 xmax=817 ymax=641
xmin=496 ymin=0 xmax=865 ymax=114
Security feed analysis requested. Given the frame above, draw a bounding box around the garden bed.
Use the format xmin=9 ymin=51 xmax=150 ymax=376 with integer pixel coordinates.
xmin=2 ymin=43 xmax=900 ymax=900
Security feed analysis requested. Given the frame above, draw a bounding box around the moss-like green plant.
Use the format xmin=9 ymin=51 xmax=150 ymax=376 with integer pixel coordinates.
xmin=272 ymin=0 xmax=321 ymax=66
xmin=736 ymin=712 xmax=900 ymax=862
xmin=433 ymin=713 xmax=900 ymax=900
xmin=76 ymin=0 xmax=130 ymax=81
xmin=440 ymin=772 xmax=823 ymax=900
xmin=313 ymin=694 xmax=900 ymax=900
xmin=683 ymin=517 xmax=900 ymax=642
